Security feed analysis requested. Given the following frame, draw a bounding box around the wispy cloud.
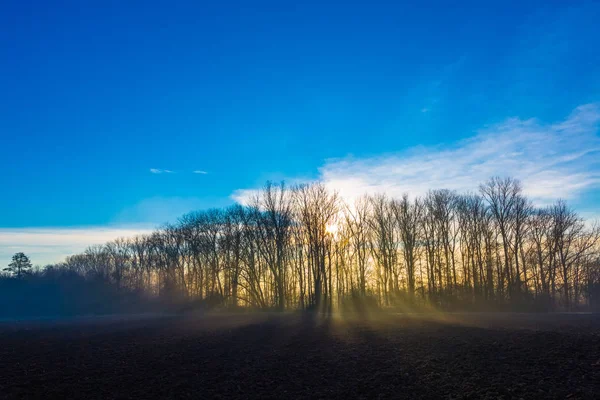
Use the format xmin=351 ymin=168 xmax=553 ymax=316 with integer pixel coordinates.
xmin=231 ymin=177 xmax=312 ymax=206
xmin=0 ymin=226 xmax=154 ymax=266
xmin=231 ymin=189 xmax=257 ymax=206
xmin=232 ymin=103 xmax=600 ymax=207
xmin=150 ymin=169 xmax=208 ymax=174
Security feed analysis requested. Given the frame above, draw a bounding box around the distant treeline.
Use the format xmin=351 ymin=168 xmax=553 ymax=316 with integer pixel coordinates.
xmin=0 ymin=268 xmax=154 ymax=318
xmin=2 ymin=177 xmax=600 ymax=317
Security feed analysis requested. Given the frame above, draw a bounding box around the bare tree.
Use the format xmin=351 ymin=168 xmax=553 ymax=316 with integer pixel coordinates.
xmin=24 ymin=177 xmax=599 ymax=313
xmin=392 ymin=194 xmax=422 ymax=301
xmin=344 ymin=196 xmax=372 ymax=296
xmin=480 ymin=177 xmax=522 ymax=301
xmin=293 ymin=183 xmax=339 ymax=311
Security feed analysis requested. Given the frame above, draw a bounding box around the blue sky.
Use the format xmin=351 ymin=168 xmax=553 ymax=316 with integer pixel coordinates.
xmin=1 ymin=1 xmax=599 ymax=264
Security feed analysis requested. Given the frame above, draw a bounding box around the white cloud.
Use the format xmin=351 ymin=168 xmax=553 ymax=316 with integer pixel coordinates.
xmin=232 ymin=103 xmax=600 ymax=207
xmin=193 ymin=170 xmax=208 ymax=174
xmin=0 ymin=226 xmax=154 ymax=267
xmin=231 ymin=177 xmax=313 ymax=206
xmin=150 ymin=168 xmax=174 ymax=174
xmin=231 ymin=189 xmax=258 ymax=206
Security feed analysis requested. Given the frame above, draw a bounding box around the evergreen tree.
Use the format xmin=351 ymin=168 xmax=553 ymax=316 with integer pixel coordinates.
xmin=4 ymin=252 xmax=32 ymax=278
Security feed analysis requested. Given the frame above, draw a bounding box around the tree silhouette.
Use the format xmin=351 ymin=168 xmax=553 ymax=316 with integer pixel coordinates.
xmin=3 ymin=177 xmax=599 ymax=314
xmin=4 ymin=252 xmax=33 ymax=278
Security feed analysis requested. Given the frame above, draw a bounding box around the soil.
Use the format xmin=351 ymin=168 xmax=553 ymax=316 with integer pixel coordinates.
xmin=1 ymin=312 xmax=599 ymax=399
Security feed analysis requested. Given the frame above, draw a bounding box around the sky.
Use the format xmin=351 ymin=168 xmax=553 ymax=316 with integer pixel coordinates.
xmin=1 ymin=0 xmax=599 ymax=265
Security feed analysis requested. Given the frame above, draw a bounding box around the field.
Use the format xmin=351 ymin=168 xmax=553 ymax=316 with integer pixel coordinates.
xmin=1 ymin=312 xmax=599 ymax=399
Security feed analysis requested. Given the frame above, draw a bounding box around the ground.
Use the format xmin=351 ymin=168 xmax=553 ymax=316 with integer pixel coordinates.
xmin=1 ymin=312 xmax=599 ymax=399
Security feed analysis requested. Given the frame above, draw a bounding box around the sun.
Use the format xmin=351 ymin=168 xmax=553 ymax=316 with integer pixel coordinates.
xmin=325 ymin=223 xmax=339 ymax=235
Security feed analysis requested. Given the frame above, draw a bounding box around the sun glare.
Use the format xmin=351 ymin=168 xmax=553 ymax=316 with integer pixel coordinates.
xmin=325 ymin=223 xmax=338 ymax=235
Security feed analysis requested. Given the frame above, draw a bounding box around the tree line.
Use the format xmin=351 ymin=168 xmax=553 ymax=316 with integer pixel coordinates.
xmin=6 ymin=177 xmax=600 ymax=313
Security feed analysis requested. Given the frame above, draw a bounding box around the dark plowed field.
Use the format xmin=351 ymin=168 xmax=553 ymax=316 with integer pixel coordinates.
xmin=1 ymin=313 xmax=599 ymax=399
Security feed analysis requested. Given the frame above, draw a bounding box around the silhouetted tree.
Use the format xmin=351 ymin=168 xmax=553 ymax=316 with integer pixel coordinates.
xmin=5 ymin=177 xmax=599 ymax=316
xmin=4 ymin=252 xmax=32 ymax=278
